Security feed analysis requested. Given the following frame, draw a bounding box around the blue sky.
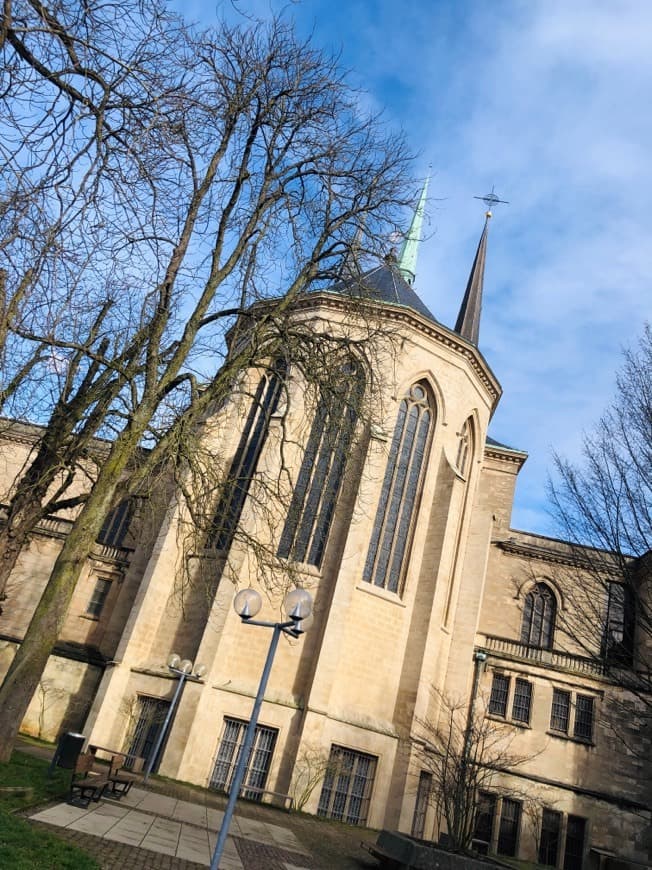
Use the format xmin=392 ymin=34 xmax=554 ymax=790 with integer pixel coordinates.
xmin=179 ymin=0 xmax=651 ymax=535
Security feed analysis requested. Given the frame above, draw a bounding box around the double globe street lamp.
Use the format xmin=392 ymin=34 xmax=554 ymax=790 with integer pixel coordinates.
xmin=142 ymin=654 xmax=207 ymax=784
xmin=210 ymin=586 xmax=313 ymax=870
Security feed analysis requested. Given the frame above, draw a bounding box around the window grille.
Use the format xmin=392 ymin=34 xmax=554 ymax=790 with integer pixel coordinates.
xmin=210 ymin=361 xmax=286 ymax=551
xmin=573 ymin=695 xmax=594 ymax=741
xmin=126 ymin=696 xmax=170 ymax=772
xmin=278 ymin=361 xmax=363 ymax=568
xmin=209 ymin=717 xmax=278 ymax=801
xmin=550 ymin=689 xmax=571 ymax=733
xmin=497 ymin=798 xmax=521 ymax=857
xmin=411 ymin=771 xmax=432 ymax=838
xmin=538 ymin=809 xmax=561 ymax=866
xmin=98 ymin=500 xmax=133 ymax=548
xmin=86 ymin=577 xmax=112 ymax=618
xmin=521 ymin=583 xmax=556 ymax=649
xmin=488 ymin=673 xmax=510 ymax=717
xmin=317 ymin=745 xmax=377 ymax=826
xmin=511 ymin=678 xmax=532 ymax=724
xmin=363 ymin=382 xmax=433 ymax=594
xmin=563 ymin=815 xmax=586 ymax=870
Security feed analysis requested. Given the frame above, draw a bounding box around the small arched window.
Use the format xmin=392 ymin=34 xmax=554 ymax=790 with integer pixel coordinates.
xmin=277 ymin=360 xmax=364 ymax=568
xmin=455 ymin=418 xmax=474 ymax=477
xmin=521 ymin=582 xmax=556 ymax=649
xmin=363 ymin=382 xmax=434 ymax=594
xmin=210 ymin=360 xmax=286 ymax=551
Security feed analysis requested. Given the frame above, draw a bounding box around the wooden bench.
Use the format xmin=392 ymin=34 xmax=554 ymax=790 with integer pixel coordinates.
xmin=107 ymin=754 xmax=144 ymax=797
xmin=69 ymin=753 xmax=110 ymax=807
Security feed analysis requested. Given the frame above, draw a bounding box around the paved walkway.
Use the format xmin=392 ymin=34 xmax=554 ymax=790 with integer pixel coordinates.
xmin=30 ymin=787 xmax=313 ymax=869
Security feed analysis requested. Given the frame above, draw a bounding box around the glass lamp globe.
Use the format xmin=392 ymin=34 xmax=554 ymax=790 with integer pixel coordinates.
xmin=234 ymin=587 xmax=262 ymax=619
xmin=284 ymin=588 xmax=313 ymax=621
xmin=194 ymin=663 xmax=208 ymax=678
xmin=180 ymin=659 xmax=193 ymax=674
xmin=168 ymin=653 xmax=181 ymax=670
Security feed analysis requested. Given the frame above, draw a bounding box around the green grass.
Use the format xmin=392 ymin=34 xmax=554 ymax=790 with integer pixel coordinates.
xmin=0 ymin=749 xmax=100 ymax=869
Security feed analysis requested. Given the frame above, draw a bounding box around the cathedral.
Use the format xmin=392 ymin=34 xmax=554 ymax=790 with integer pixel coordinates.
xmin=0 ymin=183 xmax=649 ymax=868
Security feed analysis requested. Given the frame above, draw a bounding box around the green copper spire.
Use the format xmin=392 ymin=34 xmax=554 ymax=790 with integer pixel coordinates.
xmin=397 ymin=174 xmax=429 ymax=286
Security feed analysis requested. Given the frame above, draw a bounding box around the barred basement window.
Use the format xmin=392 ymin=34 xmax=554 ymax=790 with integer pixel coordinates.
xmin=210 ymin=360 xmax=286 ymax=551
xmin=363 ymin=382 xmax=434 ymax=594
xmin=521 ymin=582 xmax=556 ymax=649
xmin=488 ymin=673 xmax=510 ymax=717
xmin=550 ymin=689 xmax=571 ymax=733
xmin=511 ymin=678 xmax=532 ymax=724
xmin=497 ymin=798 xmax=521 ymax=857
xmin=209 ymin=717 xmax=278 ymax=801
xmin=86 ymin=577 xmax=112 ymax=618
xmin=538 ymin=809 xmax=561 ymax=867
xmin=278 ymin=361 xmax=363 ymax=568
xmin=573 ymin=695 xmax=594 ymax=741
xmin=317 ymin=745 xmax=377 ymax=826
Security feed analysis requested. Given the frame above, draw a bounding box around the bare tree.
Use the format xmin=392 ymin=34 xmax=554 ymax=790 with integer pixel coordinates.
xmin=410 ymin=690 xmax=537 ymax=853
xmin=548 ymin=325 xmax=652 ymax=753
xmin=0 ymin=2 xmax=413 ymax=760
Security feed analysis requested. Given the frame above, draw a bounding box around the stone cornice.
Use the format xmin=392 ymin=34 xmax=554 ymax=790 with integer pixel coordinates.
xmin=494 ymin=536 xmax=623 ymax=574
xmin=484 ymin=445 xmax=528 ymax=466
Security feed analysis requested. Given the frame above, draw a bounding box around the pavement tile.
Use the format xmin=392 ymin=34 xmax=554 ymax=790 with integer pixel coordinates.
xmin=30 ymin=803 xmax=92 ymax=825
xmin=103 ymin=809 xmax=155 ymax=845
xmin=174 ymin=800 xmax=208 ymax=827
xmin=135 ymin=792 xmax=178 ymax=816
xmin=267 ymin=824 xmax=309 ymax=854
xmin=207 ymin=831 xmax=243 ymax=870
xmin=206 ymin=807 xmax=225 ymax=830
xmin=68 ymin=809 xmax=123 ymax=836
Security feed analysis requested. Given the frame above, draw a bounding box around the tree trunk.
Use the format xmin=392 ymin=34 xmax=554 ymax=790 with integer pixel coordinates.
xmin=0 ymin=429 xmax=139 ymax=761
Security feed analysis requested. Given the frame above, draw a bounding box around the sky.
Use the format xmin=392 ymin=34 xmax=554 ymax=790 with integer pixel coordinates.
xmin=178 ymin=0 xmax=651 ymax=535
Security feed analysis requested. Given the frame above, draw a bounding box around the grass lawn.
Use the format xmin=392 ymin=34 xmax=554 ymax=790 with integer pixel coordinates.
xmin=0 ymin=748 xmax=99 ymax=869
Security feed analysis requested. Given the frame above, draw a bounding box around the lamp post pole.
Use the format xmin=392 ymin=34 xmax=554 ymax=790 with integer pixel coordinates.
xmin=143 ymin=655 xmax=206 ymax=785
xmin=209 ymin=588 xmax=313 ymax=870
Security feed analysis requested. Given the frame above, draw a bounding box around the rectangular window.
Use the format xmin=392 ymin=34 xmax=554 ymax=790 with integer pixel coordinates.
xmin=474 ymin=792 xmax=496 ymax=848
xmin=538 ymin=808 xmax=561 ymax=866
xmin=497 ymin=798 xmax=521 ymax=857
xmin=209 ymin=717 xmax=278 ymax=801
xmin=86 ymin=577 xmax=112 ymax=618
xmin=317 ymin=745 xmax=377 ymax=826
xmin=573 ymin=695 xmax=594 ymax=741
xmin=603 ymin=583 xmax=633 ymax=664
xmin=550 ymin=688 xmax=571 ymax=733
xmin=125 ymin=695 xmax=170 ymax=772
xmin=488 ymin=673 xmax=510 ymax=717
xmin=511 ymin=678 xmax=532 ymax=724
xmin=563 ymin=815 xmax=586 ymax=870
xmin=97 ymin=500 xmax=133 ymax=548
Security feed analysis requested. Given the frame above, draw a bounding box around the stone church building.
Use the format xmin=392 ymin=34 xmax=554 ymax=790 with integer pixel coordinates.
xmin=0 ymin=186 xmax=649 ymax=868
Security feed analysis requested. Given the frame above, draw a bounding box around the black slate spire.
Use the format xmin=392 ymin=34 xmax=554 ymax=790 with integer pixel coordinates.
xmin=454 ymin=212 xmax=490 ymax=346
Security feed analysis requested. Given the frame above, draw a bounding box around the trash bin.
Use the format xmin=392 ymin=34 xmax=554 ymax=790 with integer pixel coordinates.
xmin=54 ymin=732 xmax=85 ymax=769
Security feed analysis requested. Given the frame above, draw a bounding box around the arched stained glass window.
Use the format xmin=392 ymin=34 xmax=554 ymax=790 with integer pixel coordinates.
xmin=363 ymin=382 xmax=434 ymax=594
xmin=277 ymin=361 xmax=363 ymax=568
xmin=521 ymin=582 xmax=556 ymax=649
xmin=209 ymin=360 xmax=286 ymax=551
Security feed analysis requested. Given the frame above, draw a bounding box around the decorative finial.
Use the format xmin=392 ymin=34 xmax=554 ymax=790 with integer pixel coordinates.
xmin=473 ymin=186 xmax=509 ymax=219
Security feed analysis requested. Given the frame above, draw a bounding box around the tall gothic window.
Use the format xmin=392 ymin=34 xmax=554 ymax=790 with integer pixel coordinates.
xmin=209 ymin=360 xmax=286 ymax=551
xmin=363 ymin=382 xmax=434 ymax=594
xmin=521 ymin=582 xmax=556 ymax=649
xmin=277 ymin=361 xmax=363 ymax=568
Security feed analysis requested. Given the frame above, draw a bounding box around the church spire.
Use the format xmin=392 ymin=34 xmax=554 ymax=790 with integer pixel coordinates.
xmin=454 ymin=212 xmax=489 ymax=346
xmin=397 ymin=174 xmax=429 ymax=286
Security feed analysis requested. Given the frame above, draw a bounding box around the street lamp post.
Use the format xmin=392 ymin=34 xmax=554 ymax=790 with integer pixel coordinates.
xmin=142 ymin=653 xmax=206 ymax=784
xmin=209 ymin=587 xmax=313 ymax=870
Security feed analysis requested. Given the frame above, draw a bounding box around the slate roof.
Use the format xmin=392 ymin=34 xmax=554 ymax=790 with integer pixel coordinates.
xmin=325 ymin=257 xmax=438 ymax=324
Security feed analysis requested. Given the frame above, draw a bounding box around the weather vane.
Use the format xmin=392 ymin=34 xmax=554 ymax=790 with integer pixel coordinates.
xmin=473 ymin=185 xmax=509 ymax=217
